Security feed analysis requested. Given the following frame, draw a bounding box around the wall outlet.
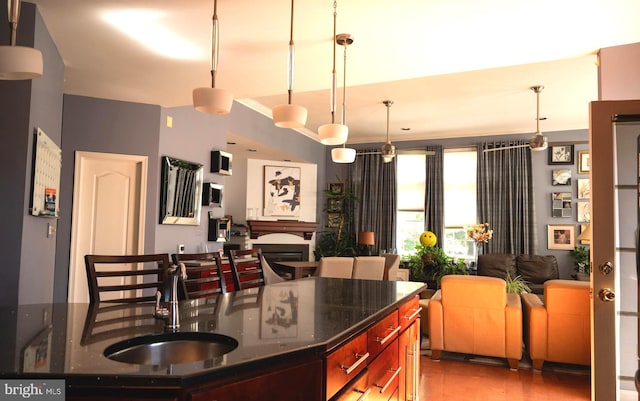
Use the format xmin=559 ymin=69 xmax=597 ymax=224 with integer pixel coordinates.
xmin=177 ymin=244 xmax=185 ymax=254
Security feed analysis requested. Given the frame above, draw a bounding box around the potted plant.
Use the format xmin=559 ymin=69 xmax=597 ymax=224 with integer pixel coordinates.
xmin=505 ymin=271 xmax=531 ymax=294
xmin=570 ymin=245 xmax=590 ymax=281
xmin=314 ymin=180 xmax=359 ymax=259
xmin=407 ymin=244 xmax=469 ymax=288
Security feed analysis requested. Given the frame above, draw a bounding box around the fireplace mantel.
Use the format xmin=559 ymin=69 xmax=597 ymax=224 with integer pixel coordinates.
xmin=247 ymin=220 xmax=318 ymax=240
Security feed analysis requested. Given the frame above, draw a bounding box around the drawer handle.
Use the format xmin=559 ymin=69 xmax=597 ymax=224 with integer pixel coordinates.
xmin=376 ymin=326 xmax=401 ymax=345
xmin=354 ymin=388 xmax=371 ymax=401
xmin=375 ymin=367 xmax=402 ymax=394
xmin=340 ymin=352 xmax=370 ymax=375
xmin=403 ymin=307 xmax=422 ymax=321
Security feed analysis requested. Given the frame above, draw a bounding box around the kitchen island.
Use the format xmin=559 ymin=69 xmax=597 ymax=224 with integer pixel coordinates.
xmin=0 ymin=277 xmax=426 ymax=400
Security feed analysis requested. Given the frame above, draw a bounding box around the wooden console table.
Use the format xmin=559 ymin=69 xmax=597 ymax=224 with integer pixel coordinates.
xmin=247 ymin=220 xmax=317 ymax=240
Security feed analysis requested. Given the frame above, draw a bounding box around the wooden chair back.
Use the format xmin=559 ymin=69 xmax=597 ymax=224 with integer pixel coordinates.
xmin=229 ymin=248 xmax=266 ymax=291
xmin=172 ymin=252 xmax=227 ymax=299
xmin=84 ymin=254 xmax=171 ymax=303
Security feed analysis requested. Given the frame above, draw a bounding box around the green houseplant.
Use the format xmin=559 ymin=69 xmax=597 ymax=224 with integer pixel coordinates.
xmin=505 ymin=271 xmax=531 ymax=294
xmin=314 ymin=181 xmax=359 ymax=259
xmin=570 ymin=245 xmax=590 ymax=281
xmin=407 ymin=244 xmax=469 ymax=288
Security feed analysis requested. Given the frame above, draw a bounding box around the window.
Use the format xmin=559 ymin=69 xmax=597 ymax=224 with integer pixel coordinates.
xmin=442 ymin=149 xmax=477 ymax=261
xmin=395 ymin=149 xmax=477 ymax=261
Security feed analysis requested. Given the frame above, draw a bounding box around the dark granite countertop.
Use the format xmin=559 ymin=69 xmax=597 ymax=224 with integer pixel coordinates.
xmin=0 ymin=277 xmax=425 ymax=388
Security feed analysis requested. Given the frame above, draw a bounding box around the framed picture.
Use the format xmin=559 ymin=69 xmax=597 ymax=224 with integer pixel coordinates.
xmin=548 ymin=144 xmax=575 ymax=165
xmin=327 ymin=198 xmax=344 ymax=213
xmin=327 ymin=213 xmax=342 ymax=228
xmin=578 ymin=151 xmax=590 ymax=174
xmin=547 ymin=224 xmax=576 ymax=250
xmin=551 ymin=192 xmax=572 ymax=218
xmin=263 ymin=166 xmax=301 ymax=217
xmin=327 ymin=182 xmax=345 ymax=195
xmin=552 ymin=169 xmax=571 ymax=186
xmin=577 ymin=178 xmax=590 ymax=199
xmin=577 ymin=201 xmax=590 ymax=223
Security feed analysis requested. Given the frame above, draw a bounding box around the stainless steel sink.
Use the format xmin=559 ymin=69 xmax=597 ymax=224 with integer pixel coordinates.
xmin=104 ymin=332 xmax=238 ymax=366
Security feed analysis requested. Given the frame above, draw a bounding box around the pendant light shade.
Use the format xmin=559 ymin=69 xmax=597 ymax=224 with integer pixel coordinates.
xmin=273 ymin=103 xmax=308 ymax=128
xmin=319 ymin=123 xmax=348 ymax=145
xmin=193 ymin=0 xmax=233 ymax=115
xmin=273 ymin=0 xmax=307 ymax=128
xmin=331 ymin=146 xmax=356 ymax=163
xmin=0 ymin=0 xmax=42 ymax=80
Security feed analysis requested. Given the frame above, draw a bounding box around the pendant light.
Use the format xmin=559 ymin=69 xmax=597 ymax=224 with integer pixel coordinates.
xmin=193 ymin=0 xmax=233 ymax=115
xmin=0 ymin=0 xmax=43 ymax=80
xmin=272 ymin=0 xmax=307 ymax=128
xmin=528 ymin=85 xmax=548 ymax=151
xmin=331 ymin=33 xmax=356 ymax=163
xmin=319 ymin=2 xmax=348 ymax=146
xmin=381 ymin=100 xmax=396 ymax=163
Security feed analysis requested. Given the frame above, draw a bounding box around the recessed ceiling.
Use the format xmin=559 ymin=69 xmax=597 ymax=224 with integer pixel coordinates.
xmin=29 ymin=0 xmax=640 ymax=146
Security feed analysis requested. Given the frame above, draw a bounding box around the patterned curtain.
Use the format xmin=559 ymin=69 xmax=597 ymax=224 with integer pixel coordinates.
xmin=477 ymin=141 xmax=536 ymax=254
xmin=424 ymin=146 xmax=444 ymax=243
xmin=349 ymin=150 xmax=397 ymax=254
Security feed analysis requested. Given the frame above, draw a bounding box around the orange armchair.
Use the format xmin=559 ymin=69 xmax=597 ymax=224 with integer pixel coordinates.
xmin=522 ymin=279 xmax=590 ymax=369
xmin=428 ymin=275 xmax=522 ymax=369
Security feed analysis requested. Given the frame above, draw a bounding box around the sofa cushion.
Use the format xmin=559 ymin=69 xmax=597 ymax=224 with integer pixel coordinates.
xmin=477 ymin=253 xmax=517 ymax=279
xmin=516 ymin=254 xmax=559 ymax=284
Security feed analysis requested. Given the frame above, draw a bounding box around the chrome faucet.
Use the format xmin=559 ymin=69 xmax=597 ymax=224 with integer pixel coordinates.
xmin=165 ymin=263 xmax=187 ymax=331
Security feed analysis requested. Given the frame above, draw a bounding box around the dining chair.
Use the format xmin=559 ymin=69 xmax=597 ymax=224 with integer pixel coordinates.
xmin=316 ymin=257 xmax=354 ymax=279
xmin=229 ymin=248 xmax=267 ymax=291
xmin=84 ymin=253 xmax=171 ymax=303
xmin=351 ymin=256 xmax=386 ymax=280
xmin=172 ymin=252 xmax=227 ymax=299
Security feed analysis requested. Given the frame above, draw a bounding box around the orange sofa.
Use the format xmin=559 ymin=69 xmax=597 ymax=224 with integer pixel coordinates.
xmin=521 ymin=279 xmax=590 ymax=369
xmin=428 ymin=275 xmax=523 ymax=369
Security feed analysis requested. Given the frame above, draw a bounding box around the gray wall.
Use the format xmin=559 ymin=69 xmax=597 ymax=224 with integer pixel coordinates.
xmin=325 ymin=130 xmax=589 ymax=279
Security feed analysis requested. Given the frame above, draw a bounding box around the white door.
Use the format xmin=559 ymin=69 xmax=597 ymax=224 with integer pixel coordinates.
xmin=590 ymin=100 xmax=640 ymax=400
xmin=67 ymin=151 xmax=148 ymax=303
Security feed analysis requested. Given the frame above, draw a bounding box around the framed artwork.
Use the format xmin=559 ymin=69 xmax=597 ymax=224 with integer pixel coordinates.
xmin=263 ymin=166 xmax=301 ymax=217
xmin=577 ymin=201 xmax=591 ymax=223
xmin=327 ymin=198 xmax=343 ymax=213
xmin=548 ymin=144 xmax=575 ymax=165
xmin=327 ymin=182 xmax=345 ymax=195
xmin=578 ymin=151 xmax=590 ymax=174
xmin=577 ymin=178 xmax=590 ymax=199
xmin=327 ymin=213 xmax=342 ymax=228
xmin=551 ymin=192 xmax=572 ymax=218
xmin=552 ymin=169 xmax=572 ymax=186
xmin=547 ymin=224 xmax=576 ymax=250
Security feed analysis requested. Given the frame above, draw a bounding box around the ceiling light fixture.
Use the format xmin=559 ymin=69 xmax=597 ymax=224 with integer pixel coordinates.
xmin=193 ymin=0 xmax=233 ymax=115
xmin=381 ymin=100 xmax=396 ymax=163
xmin=331 ymin=33 xmax=356 ymax=163
xmin=319 ymin=2 xmax=348 ymax=146
xmin=0 ymin=0 xmax=43 ymax=80
xmin=272 ymin=0 xmax=307 ymax=128
xmin=529 ymin=85 xmax=548 ymax=151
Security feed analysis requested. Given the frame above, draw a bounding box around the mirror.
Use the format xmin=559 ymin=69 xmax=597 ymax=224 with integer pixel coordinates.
xmin=159 ymin=156 xmax=204 ymax=225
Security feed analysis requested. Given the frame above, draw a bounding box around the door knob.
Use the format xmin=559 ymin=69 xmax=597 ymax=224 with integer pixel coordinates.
xmin=598 ymin=288 xmax=615 ymax=302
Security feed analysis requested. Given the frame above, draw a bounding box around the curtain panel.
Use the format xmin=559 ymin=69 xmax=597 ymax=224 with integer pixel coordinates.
xmin=477 ymin=141 xmax=537 ymax=254
xmin=349 ymin=151 xmax=397 ymax=254
xmin=424 ymin=146 xmax=444 ymax=243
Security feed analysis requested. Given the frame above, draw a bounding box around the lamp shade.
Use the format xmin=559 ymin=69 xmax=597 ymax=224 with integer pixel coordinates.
xmin=577 ymin=224 xmax=592 ymax=243
xmin=358 ymin=231 xmax=375 ymax=245
xmin=0 ymin=45 xmax=43 ymax=80
xmin=319 ymin=123 xmax=348 ymax=145
xmin=193 ymin=87 xmax=233 ymax=115
xmin=331 ymin=147 xmax=356 ymax=163
xmin=272 ymin=103 xmax=308 ymax=128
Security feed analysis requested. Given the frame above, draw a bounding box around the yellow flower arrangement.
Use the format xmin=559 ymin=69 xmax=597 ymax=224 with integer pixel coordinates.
xmin=466 ymin=223 xmax=493 ymax=243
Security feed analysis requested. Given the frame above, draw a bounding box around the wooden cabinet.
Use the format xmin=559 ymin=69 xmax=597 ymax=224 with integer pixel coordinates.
xmin=398 ymin=296 xmax=421 ymax=401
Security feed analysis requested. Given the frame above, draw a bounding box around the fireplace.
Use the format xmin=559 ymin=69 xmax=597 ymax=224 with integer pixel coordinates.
xmin=254 ymin=243 xmax=310 ymax=265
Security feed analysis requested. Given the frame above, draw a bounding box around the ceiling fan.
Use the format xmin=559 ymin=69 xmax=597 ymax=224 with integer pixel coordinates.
xmin=357 ymin=100 xmax=435 ymax=161
xmin=484 ymin=85 xmax=549 ymax=153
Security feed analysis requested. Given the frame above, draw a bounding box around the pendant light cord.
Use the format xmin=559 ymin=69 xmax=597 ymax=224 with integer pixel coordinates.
xmin=287 ymin=0 xmax=296 ymax=105
xmin=8 ymin=0 xmax=20 ymax=46
xmin=210 ymin=0 xmax=219 ymax=89
xmin=329 ymin=1 xmax=337 ymax=124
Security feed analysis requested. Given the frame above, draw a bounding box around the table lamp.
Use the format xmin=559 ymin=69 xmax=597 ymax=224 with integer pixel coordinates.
xmin=358 ymin=231 xmax=375 ymax=256
xmin=577 ymin=224 xmax=592 ymax=244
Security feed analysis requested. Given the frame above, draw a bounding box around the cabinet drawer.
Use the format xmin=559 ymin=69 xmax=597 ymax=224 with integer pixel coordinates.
xmin=327 ymin=332 xmax=369 ymax=400
xmin=332 ymin=368 xmax=369 ymax=401
xmin=367 ymin=339 xmax=400 ymax=401
xmin=398 ymin=295 xmax=421 ymax=331
xmin=367 ymin=310 xmax=399 ymax=359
